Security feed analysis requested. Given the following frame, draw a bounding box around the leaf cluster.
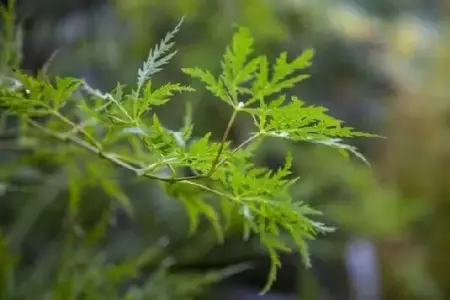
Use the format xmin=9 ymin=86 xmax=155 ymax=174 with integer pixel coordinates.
xmin=0 ymin=8 xmax=375 ymax=295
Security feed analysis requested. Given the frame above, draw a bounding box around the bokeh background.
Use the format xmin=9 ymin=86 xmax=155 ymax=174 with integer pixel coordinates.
xmin=1 ymin=0 xmax=450 ymax=299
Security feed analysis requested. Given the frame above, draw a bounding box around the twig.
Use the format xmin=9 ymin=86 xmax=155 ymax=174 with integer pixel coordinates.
xmin=182 ymin=180 xmax=235 ymax=202
xmin=214 ymin=132 xmax=261 ymax=170
xmin=27 ymin=119 xmax=197 ymax=183
xmin=53 ymin=110 xmax=100 ymax=148
xmin=208 ymin=109 xmax=238 ymax=176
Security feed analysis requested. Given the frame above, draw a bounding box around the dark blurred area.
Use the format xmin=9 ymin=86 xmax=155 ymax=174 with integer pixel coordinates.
xmin=1 ymin=0 xmax=450 ymax=299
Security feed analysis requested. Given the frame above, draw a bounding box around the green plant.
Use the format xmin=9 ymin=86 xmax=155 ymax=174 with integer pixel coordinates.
xmin=0 ymin=1 xmax=375 ymax=297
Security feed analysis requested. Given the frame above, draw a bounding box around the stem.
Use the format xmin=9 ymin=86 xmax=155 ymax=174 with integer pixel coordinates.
xmin=53 ymin=111 xmax=100 ymax=148
xmin=182 ymin=180 xmax=235 ymax=201
xmin=214 ymin=132 xmax=261 ymax=170
xmin=27 ymin=119 xmax=201 ymax=183
xmin=208 ymin=109 xmax=238 ymax=176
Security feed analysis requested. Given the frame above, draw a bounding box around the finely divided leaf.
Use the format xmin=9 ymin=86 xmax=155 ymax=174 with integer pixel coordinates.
xmin=136 ymin=17 xmax=184 ymax=95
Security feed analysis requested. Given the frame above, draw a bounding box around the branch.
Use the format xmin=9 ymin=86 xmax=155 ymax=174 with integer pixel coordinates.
xmin=27 ymin=117 xmax=238 ymax=209
xmin=27 ymin=119 xmax=199 ymax=183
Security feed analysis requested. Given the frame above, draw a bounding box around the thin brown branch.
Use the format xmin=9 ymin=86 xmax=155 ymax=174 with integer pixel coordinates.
xmin=208 ymin=109 xmax=238 ymax=176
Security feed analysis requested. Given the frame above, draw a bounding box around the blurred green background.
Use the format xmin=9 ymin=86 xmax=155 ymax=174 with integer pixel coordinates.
xmin=1 ymin=0 xmax=450 ymax=299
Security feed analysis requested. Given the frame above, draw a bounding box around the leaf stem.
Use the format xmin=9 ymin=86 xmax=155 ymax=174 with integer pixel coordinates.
xmin=182 ymin=180 xmax=235 ymax=201
xmin=214 ymin=132 xmax=261 ymax=170
xmin=52 ymin=111 xmax=99 ymax=148
xmin=208 ymin=109 xmax=238 ymax=176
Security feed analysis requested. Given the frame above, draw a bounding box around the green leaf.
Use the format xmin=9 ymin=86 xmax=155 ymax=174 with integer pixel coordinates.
xmin=166 ymin=182 xmax=224 ymax=243
xmin=272 ymin=49 xmax=314 ymax=84
xmin=182 ymin=67 xmax=229 ymax=104
xmin=136 ymin=17 xmax=184 ymax=94
xmin=54 ymin=77 xmax=82 ymax=109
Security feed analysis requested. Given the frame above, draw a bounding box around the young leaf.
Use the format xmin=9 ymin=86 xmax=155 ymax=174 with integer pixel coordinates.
xmin=136 ymin=17 xmax=184 ymax=95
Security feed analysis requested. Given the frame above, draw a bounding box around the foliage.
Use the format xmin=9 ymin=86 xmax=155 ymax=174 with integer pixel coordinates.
xmin=0 ymin=1 xmax=375 ymax=297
